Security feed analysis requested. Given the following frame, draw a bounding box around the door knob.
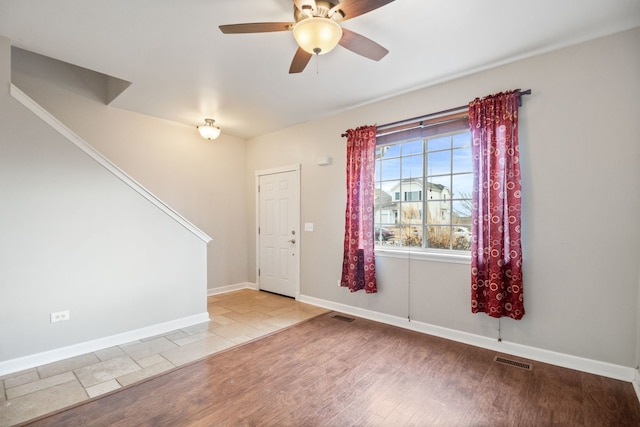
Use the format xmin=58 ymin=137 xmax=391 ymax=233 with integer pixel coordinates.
xmin=288 ymin=239 xmax=296 ymax=244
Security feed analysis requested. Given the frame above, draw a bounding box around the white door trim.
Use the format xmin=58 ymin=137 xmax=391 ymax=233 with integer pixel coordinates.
xmin=255 ymin=164 xmax=301 ymax=299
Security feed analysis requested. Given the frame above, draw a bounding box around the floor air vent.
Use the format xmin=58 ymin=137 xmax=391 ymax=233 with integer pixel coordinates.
xmin=494 ymin=356 xmax=532 ymax=371
xmin=332 ymin=314 xmax=355 ymax=323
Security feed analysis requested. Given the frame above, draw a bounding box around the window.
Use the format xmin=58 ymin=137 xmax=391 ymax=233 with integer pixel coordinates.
xmin=373 ymin=112 xmax=472 ymax=252
xmin=405 ymin=190 xmax=422 ymax=201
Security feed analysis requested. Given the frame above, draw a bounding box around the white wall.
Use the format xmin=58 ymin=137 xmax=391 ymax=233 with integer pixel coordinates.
xmin=0 ymin=37 xmax=208 ymax=362
xmin=246 ymin=28 xmax=640 ymax=368
xmin=10 ymin=48 xmax=249 ymax=293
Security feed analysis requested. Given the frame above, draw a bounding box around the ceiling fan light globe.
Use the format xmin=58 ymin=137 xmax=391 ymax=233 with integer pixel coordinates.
xmin=293 ymin=17 xmax=342 ymax=55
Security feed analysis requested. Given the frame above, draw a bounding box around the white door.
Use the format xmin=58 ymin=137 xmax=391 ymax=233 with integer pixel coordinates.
xmin=258 ymin=169 xmax=299 ymax=298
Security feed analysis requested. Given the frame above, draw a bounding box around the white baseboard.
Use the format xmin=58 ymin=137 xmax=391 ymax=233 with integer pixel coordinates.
xmin=1 ymin=283 xmax=259 ymax=377
xmin=0 ymin=312 xmax=210 ymax=377
xmin=298 ymin=294 xmax=637 ymax=383
xmin=207 ymin=282 xmax=258 ymax=296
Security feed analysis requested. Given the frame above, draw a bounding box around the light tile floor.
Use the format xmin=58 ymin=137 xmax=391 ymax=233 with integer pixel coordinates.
xmin=0 ymin=289 xmax=328 ymax=426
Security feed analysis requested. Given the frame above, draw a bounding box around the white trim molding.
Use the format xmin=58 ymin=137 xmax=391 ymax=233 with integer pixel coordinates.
xmin=299 ymin=294 xmax=638 ymax=384
xmin=375 ymin=247 xmax=471 ymax=265
xmin=0 ymin=312 xmax=210 ymax=377
xmin=10 ymin=84 xmax=212 ymax=245
xmin=207 ymin=282 xmax=258 ymax=296
xmin=254 ymin=164 xmax=301 ymax=177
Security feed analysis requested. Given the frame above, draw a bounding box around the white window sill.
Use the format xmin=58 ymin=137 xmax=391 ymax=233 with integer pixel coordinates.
xmin=374 ymin=247 xmax=471 ymax=265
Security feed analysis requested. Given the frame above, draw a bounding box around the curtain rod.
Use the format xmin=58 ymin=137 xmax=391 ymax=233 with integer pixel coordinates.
xmin=341 ymin=89 xmax=531 ymax=137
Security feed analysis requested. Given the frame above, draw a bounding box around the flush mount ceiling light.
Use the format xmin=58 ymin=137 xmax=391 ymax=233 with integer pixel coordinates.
xmin=197 ymin=118 xmax=221 ymax=140
xmin=292 ymin=17 xmax=342 ymax=55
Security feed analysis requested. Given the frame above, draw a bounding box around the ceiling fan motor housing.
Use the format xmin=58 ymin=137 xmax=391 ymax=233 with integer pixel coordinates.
xmin=294 ymin=1 xmax=343 ymax=22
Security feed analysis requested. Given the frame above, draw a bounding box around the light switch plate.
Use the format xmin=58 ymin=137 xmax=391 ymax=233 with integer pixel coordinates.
xmin=304 ymin=223 xmax=314 ymax=232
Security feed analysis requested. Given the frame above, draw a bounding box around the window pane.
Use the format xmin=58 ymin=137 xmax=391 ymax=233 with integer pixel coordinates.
xmin=452 ymin=173 xmax=473 ymax=198
xmin=381 ymin=179 xmax=400 ymax=192
xmin=452 ymin=200 xmax=472 ymax=224
xmin=425 ymin=177 xmax=450 ymax=201
xmin=452 ymin=225 xmax=472 ymax=251
xmin=401 ymin=155 xmax=422 ymax=179
xmin=428 ymin=136 xmax=451 ymax=151
xmin=401 ymin=139 xmax=423 ymax=155
xmin=399 ymin=178 xmax=422 ymax=200
xmin=427 ymin=150 xmax=451 ymax=176
xmin=379 ymin=158 xmax=401 ymax=180
xmin=400 ymin=202 xmax=422 ymax=222
xmin=379 ymin=143 xmax=401 ymax=159
xmin=452 ymin=147 xmax=472 ymax=173
xmin=452 ymin=132 xmax=471 ymax=148
xmin=373 ymin=187 xmax=394 ymax=224
xmin=426 ymin=226 xmax=451 ymax=249
xmin=426 ymin=200 xmax=451 ymax=224
xmin=374 ymin=225 xmax=397 ymax=245
xmin=400 ymin=225 xmax=422 ymax=247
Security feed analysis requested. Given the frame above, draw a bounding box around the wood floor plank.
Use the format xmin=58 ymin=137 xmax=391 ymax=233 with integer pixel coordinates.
xmin=23 ymin=311 xmax=640 ymax=427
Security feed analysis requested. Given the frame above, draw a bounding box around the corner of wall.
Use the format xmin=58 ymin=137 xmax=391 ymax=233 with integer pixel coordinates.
xmin=634 ymin=368 xmax=640 ymax=405
xmin=207 ymin=282 xmax=258 ymax=297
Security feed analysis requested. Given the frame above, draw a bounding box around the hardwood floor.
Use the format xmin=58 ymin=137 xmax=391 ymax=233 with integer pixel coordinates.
xmin=1 ymin=290 xmax=327 ymax=426
xmin=23 ymin=311 xmax=640 ymax=426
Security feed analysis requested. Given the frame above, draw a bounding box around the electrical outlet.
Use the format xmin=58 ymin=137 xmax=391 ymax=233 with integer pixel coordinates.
xmin=50 ymin=310 xmax=70 ymax=323
xmin=337 ymin=280 xmax=341 ymax=287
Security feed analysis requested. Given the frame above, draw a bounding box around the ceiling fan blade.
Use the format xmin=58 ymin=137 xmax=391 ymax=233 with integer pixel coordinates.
xmin=219 ymin=22 xmax=294 ymax=34
xmin=331 ymin=0 xmax=395 ymax=21
xmin=289 ymin=47 xmax=313 ymax=73
xmin=339 ymin=28 xmax=389 ymax=61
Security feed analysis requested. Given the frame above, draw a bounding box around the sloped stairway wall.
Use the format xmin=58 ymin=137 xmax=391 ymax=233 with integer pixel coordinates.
xmin=0 ymin=37 xmax=210 ymax=373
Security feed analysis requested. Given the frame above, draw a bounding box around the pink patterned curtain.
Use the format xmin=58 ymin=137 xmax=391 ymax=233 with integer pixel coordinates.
xmin=340 ymin=125 xmax=377 ymax=293
xmin=469 ymin=91 xmax=524 ymax=319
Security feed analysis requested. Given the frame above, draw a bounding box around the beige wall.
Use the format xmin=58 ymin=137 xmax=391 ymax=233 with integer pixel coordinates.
xmin=4 ymin=27 xmax=639 ymax=371
xmin=246 ymin=28 xmax=640 ymax=367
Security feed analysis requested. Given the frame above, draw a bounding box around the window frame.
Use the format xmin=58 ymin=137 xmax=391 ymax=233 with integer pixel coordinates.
xmin=373 ymin=110 xmax=472 ymax=263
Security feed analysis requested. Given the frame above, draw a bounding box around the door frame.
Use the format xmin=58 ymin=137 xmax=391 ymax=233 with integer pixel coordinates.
xmin=255 ymin=164 xmax=301 ymax=299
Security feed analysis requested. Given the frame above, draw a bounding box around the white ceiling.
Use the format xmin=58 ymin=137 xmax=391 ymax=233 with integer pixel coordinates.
xmin=1 ymin=0 xmax=639 ymax=139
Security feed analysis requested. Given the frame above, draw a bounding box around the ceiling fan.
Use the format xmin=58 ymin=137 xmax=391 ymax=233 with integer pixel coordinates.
xmin=219 ymin=0 xmax=395 ymax=73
